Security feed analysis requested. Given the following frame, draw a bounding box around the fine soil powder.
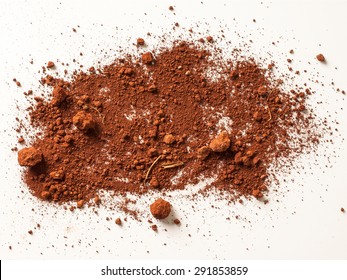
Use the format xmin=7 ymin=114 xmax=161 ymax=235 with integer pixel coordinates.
xmin=17 ymin=40 xmax=324 ymax=213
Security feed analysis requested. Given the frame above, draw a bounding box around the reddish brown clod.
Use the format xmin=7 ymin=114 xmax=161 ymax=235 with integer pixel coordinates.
xmin=142 ymin=52 xmax=154 ymax=64
xmin=150 ymin=198 xmax=171 ymax=219
xmin=18 ymin=147 xmax=43 ymax=167
xmin=209 ymin=132 xmax=230 ymax=152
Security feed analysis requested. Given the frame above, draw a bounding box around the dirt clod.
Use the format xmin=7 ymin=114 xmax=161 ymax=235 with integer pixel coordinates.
xmin=18 ymin=147 xmax=43 ymax=167
xmin=142 ymin=52 xmax=154 ymax=64
xmin=150 ymin=198 xmax=171 ymax=219
xmin=72 ymin=111 xmax=96 ymax=132
xmin=316 ymin=54 xmax=326 ymax=62
xmin=209 ymin=131 xmax=230 ymax=152
xmin=47 ymin=61 xmax=55 ymax=68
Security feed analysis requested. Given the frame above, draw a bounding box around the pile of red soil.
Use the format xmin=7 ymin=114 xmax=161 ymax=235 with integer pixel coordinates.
xmin=17 ymin=40 xmax=320 ymax=210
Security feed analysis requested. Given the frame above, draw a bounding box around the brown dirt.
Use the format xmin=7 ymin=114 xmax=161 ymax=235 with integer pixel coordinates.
xmin=17 ymin=40 xmax=323 ymax=212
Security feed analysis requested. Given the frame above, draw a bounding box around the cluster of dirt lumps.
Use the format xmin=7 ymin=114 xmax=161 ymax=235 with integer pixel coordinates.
xmin=17 ymin=40 xmax=321 ymax=212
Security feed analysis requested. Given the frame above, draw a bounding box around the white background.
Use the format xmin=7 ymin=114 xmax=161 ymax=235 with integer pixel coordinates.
xmin=0 ymin=0 xmax=346 ymax=260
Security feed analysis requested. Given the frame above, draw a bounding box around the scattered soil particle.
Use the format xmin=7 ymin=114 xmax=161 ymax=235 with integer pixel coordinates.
xmin=47 ymin=61 xmax=55 ymax=69
xmin=206 ymin=36 xmax=213 ymax=42
xmin=173 ymin=218 xmax=181 ymax=225
xmin=150 ymin=198 xmax=171 ymax=219
xmin=341 ymin=208 xmax=345 ymax=213
xmin=115 ymin=218 xmax=122 ymax=225
xmin=137 ymin=38 xmax=145 ymax=46
xmin=316 ymin=53 xmax=326 ymax=62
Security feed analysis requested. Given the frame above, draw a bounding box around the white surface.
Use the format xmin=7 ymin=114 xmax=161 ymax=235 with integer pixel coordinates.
xmin=0 ymin=0 xmax=346 ymax=259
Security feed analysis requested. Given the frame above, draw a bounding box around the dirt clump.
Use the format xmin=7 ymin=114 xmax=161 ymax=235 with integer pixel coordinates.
xmin=142 ymin=52 xmax=154 ymax=64
xmin=47 ymin=61 xmax=55 ymax=68
xmin=209 ymin=131 xmax=231 ymax=152
xmin=72 ymin=111 xmax=96 ymax=132
xmin=137 ymin=38 xmax=145 ymax=46
xmin=316 ymin=54 xmax=326 ymax=62
xmin=150 ymin=198 xmax=171 ymax=219
xmin=18 ymin=147 xmax=43 ymax=167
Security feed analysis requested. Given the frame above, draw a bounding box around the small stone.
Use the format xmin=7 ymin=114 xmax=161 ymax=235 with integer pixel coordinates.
xmin=150 ymin=198 xmax=171 ymax=219
xmin=173 ymin=218 xmax=181 ymax=225
xmin=18 ymin=147 xmax=43 ymax=167
xmin=151 ymin=224 xmax=158 ymax=232
xmin=115 ymin=218 xmax=122 ymax=225
xmin=209 ymin=131 xmax=230 ymax=152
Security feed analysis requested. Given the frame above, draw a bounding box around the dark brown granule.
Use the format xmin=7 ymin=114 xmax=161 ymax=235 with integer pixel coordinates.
xmin=47 ymin=61 xmax=55 ymax=68
xmin=115 ymin=218 xmax=122 ymax=225
xmin=341 ymin=208 xmax=345 ymax=213
xmin=151 ymin=224 xmax=158 ymax=231
xmin=28 ymin=230 xmax=33 ymax=235
xmin=18 ymin=137 xmax=24 ymax=143
xmin=9 ymin=246 xmax=12 ymax=250
xmin=173 ymin=218 xmax=181 ymax=225
xmin=169 ymin=6 xmax=174 ymax=11
xmin=316 ymin=53 xmax=325 ymax=62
